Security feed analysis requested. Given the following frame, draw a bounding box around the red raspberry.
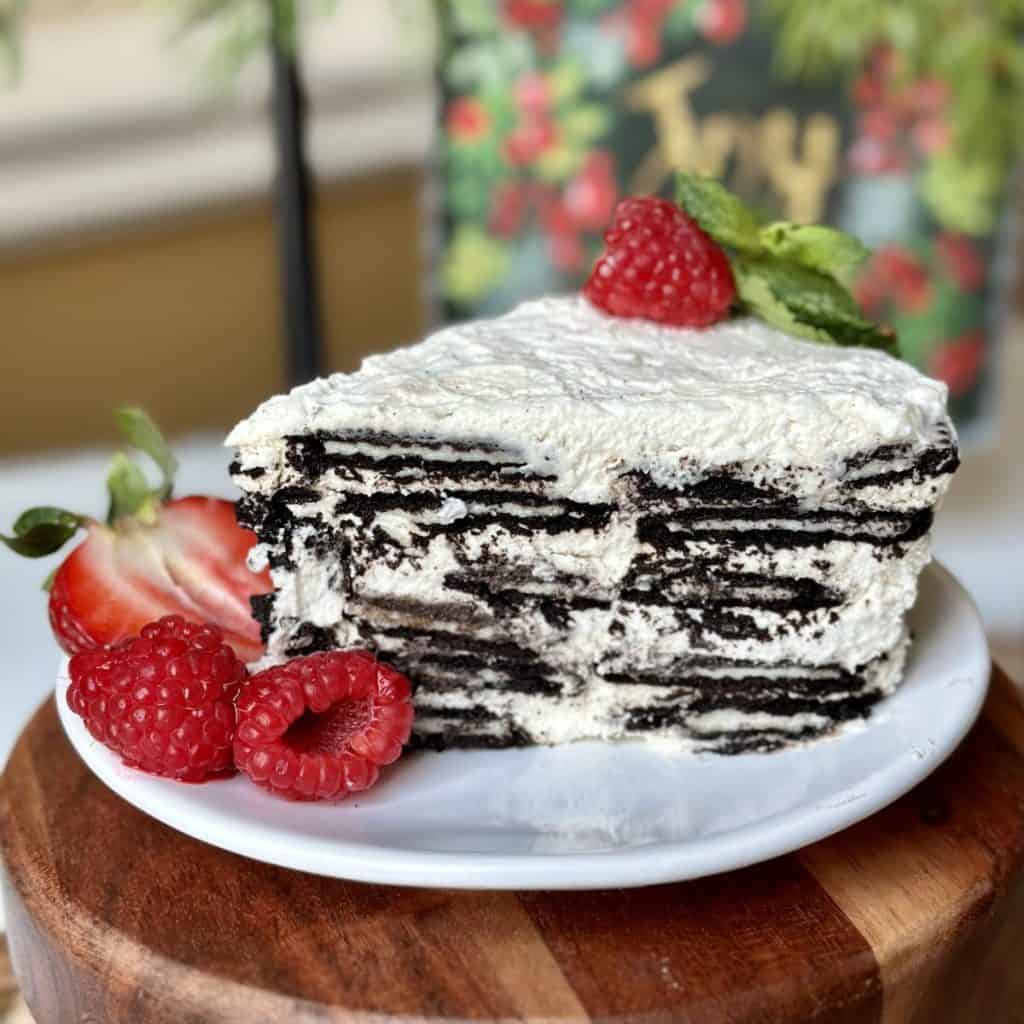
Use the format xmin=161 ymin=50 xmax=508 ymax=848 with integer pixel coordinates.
xmin=66 ymin=615 xmax=247 ymax=783
xmin=585 ymin=197 xmax=736 ymax=327
xmin=233 ymin=651 xmax=414 ymax=802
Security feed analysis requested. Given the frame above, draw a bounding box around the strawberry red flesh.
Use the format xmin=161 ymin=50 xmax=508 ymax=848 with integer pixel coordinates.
xmin=5 ymin=408 xmax=271 ymax=663
xmin=156 ymin=497 xmax=269 ymax=646
xmin=49 ymin=497 xmax=269 ymax=662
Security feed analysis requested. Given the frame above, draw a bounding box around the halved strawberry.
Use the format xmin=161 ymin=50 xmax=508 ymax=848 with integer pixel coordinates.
xmin=3 ymin=409 xmax=270 ymax=663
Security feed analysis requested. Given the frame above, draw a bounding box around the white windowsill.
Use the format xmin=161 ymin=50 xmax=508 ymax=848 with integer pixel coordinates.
xmin=0 ymin=1 xmax=436 ymax=247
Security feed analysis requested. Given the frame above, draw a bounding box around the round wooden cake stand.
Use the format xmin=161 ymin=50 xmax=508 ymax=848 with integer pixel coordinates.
xmin=2 ymin=667 xmax=1023 ymax=1024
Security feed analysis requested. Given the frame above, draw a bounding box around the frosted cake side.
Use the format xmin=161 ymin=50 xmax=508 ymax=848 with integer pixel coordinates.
xmin=228 ymin=296 xmax=958 ymax=752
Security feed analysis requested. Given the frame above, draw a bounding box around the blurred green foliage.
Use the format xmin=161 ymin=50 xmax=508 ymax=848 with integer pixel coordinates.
xmin=164 ymin=0 xmax=340 ymax=81
xmin=766 ymin=0 xmax=1024 ymax=233
xmin=0 ymin=0 xmax=27 ymax=83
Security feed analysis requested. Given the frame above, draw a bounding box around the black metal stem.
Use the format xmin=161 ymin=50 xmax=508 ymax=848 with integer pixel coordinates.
xmin=269 ymin=20 xmax=324 ymax=386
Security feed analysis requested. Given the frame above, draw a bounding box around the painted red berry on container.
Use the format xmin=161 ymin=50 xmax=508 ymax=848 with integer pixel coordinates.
xmin=930 ymin=331 xmax=985 ymax=396
xmin=550 ymin=229 xmax=586 ymax=272
xmin=514 ymin=72 xmax=550 ymax=116
xmin=447 ymin=97 xmax=490 ymax=142
xmin=502 ymin=0 xmax=562 ymax=32
xmin=876 ymin=246 xmax=932 ymax=312
xmin=908 ymin=77 xmax=950 ymax=115
xmin=489 ymin=181 xmax=530 ymax=238
xmin=937 ymin=233 xmax=985 ymax=291
xmin=565 ymin=152 xmax=619 ymax=233
xmin=503 ymin=117 xmax=557 ymax=166
xmin=852 ymin=72 xmax=886 ymax=109
xmin=502 ymin=0 xmax=563 ymax=52
xmin=911 ymin=116 xmax=951 ymax=156
xmin=853 ymin=266 xmax=889 ymax=317
xmin=700 ymin=0 xmax=747 ymax=45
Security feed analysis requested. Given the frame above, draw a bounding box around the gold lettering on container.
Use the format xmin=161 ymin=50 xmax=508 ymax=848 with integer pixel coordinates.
xmin=758 ymin=111 xmax=839 ymax=224
xmin=626 ymin=57 xmax=839 ymax=222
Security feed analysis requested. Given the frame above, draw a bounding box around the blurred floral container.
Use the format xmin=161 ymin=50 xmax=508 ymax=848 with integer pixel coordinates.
xmin=436 ymin=0 xmax=1020 ymax=437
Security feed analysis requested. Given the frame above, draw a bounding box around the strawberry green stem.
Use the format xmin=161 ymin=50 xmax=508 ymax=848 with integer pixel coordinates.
xmin=1 ymin=507 xmax=87 ymax=558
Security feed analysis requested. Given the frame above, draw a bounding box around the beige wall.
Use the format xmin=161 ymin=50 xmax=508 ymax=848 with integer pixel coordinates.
xmin=1 ymin=168 xmax=425 ymax=453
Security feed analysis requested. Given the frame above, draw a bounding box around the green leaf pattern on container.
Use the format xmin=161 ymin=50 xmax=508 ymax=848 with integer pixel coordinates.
xmin=438 ymin=0 xmax=1011 ymax=428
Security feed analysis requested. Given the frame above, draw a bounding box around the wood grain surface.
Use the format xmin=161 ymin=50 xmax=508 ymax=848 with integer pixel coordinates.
xmin=1 ymin=666 xmax=1022 ymax=1024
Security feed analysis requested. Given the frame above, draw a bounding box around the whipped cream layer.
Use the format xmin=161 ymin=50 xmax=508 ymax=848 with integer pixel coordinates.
xmin=228 ymin=296 xmax=952 ymax=505
xmin=229 ymin=297 xmax=958 ymax=752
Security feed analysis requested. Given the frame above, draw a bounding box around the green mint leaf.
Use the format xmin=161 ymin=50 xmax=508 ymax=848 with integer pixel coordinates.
xmin=733 ymin=254 xmax=856 ymax=324
xmin=674 ymin=171 xmax=763 ymax=253
xmin=733 ymin=255 xmax=897 ymax=354
xmin=1 ymin=507 xmax=84 ymax=558
xmin=106 ymin=452 xmax=154 ymax=523
xmin=114 ymin=407 xmax=178 ymax=500
xmin=732 ymin=257 xmax=820 ymax=340
xmin=41 ymin=566 xmax=58 ymax=592
xmin=784 ymin=293 xmax=898 ymax=354
xmin=671 ymin=174 xmax=895 ymax=356
xmin=758 ymin=222 xmax=870 ymax=288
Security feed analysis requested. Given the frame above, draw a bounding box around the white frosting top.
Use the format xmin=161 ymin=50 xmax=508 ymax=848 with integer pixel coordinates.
xmin=227 ymin=296 xmax=952 ymax=502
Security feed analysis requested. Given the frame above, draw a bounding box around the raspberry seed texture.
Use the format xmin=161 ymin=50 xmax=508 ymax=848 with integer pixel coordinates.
xmin=233 ymin=650 xmax=414 ymax=802
xmin=584 ymin=196 xmax=736 ymax=327
xmin=66 ymin=615 xmax=248 ymax=782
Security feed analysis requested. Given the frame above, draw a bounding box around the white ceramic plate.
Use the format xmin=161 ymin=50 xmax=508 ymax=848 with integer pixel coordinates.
xmin=57 ymin=563 xmax=989 ymax=890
